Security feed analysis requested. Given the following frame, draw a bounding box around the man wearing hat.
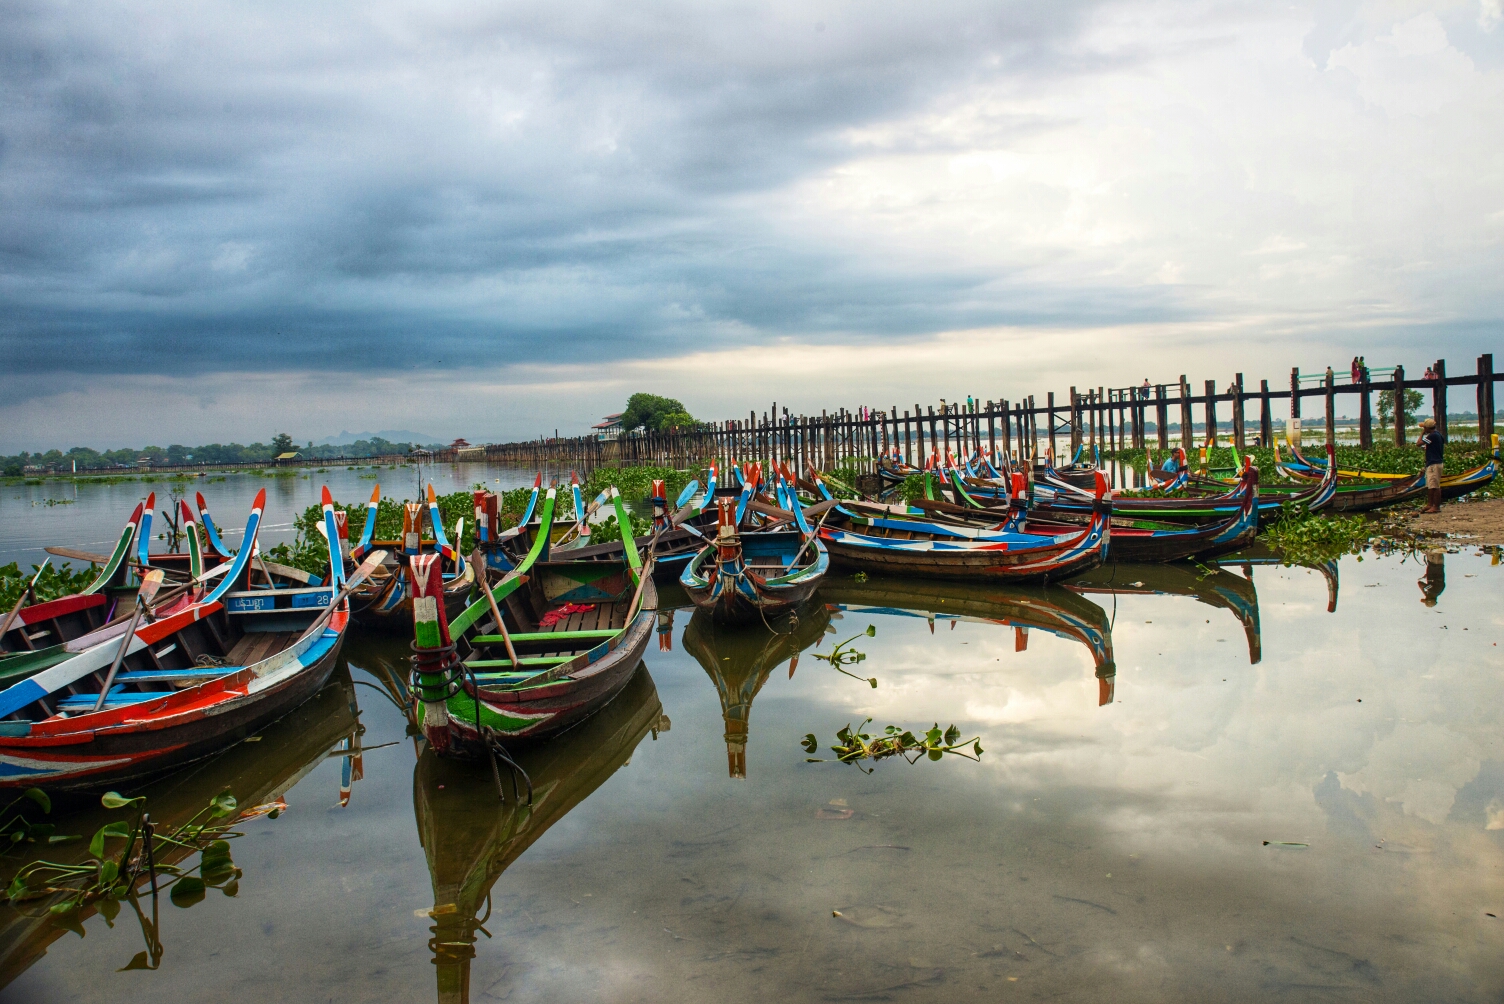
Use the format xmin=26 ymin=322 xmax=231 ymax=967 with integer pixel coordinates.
xmin=1417 ymin=417 xmax=1444 ymax=513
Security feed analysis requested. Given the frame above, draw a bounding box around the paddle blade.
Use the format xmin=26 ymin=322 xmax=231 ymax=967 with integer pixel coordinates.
xmin=137 ymin=568 xmax=165 ymax=605
xmin=346 ymin=550 xmax=388 ymax=592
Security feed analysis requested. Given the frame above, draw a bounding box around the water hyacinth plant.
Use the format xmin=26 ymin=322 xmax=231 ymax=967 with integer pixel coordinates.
xmin=802 ymin=720 xmax=984 ymax=772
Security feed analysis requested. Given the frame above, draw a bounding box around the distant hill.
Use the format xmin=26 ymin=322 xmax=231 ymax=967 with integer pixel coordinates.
xmin=316 ymin=430 xmax=441 ymax=447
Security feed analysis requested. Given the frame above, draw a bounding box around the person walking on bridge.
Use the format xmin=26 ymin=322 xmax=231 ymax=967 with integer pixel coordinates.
xmin=1418 ymin=417 xmax=1444 ymax=513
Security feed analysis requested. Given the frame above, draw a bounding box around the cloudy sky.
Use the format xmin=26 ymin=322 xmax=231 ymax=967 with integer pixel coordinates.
xmin=1 ymin=0 xmax=1501 ymax=450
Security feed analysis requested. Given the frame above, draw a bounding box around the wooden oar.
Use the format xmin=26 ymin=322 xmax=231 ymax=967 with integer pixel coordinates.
xmin=471 ymin=551 xmax=519 ymax=669
xmin=0 ymin=560 xmax=50 ymax=640
xmin=44 ymin=546 xmax=111 ymax=564
xmin=93 ymin=569 xmax=164 ymax=712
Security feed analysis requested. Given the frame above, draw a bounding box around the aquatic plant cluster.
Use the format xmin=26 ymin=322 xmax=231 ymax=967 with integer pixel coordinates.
xmin=0 ymin=786 xmax=273 ymax=966
xmin=0 ymin=562 xmax=97 ymax=610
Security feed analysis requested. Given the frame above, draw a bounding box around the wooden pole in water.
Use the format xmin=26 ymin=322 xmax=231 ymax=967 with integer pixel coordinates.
xmin=1359 ymin=372 xmax=1372 ymax=449
xmin=1393 ymin=365 xmax=1406 ymax=447
xmin=1179 ymin=377 xmax=1192 ymax=450
xmin=1433 ymin=358 xmax=1447 ymax=439
xmin=1204 ymin=380 xmax=1218 ymax=447
xmin=1324 ymin=371 xmax=1336 ymax=447
xmin=1260 ymin=380 xmax=1273 ymax=446
xmin=1233 ymin=373 xmax=1246 ymax=450
xmin=1156 ymin=385 xmax=1169 ymax=450
xmin=1480 ymin=354 xmax=1495 ymax=445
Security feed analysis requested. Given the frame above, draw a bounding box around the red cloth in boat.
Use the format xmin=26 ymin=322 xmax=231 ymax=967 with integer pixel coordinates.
xmin=538 ymin=603 xmax=597 ymax=628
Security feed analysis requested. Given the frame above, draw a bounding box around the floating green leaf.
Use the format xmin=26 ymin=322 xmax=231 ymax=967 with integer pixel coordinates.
xmin=209 ymin=790 xmax=237 ymax=819
xmin=169 ymin=876 xmax=206 ymax=907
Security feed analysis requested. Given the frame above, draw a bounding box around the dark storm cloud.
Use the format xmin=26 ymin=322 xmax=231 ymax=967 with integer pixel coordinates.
xmin=0 ymin=0 xmax=1144 ymax=377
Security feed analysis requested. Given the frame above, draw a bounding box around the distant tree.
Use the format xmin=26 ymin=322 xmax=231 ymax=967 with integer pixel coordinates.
xmin=619 ymin=394 xmax=695 ymax=434
xmin=1377 ymin=389 xmax=1424 ymax=428
xmin=271 ymin=432 xmax=295 ymax=454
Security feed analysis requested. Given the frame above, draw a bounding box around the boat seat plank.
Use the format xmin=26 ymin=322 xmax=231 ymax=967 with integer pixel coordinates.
xmin=472 ymin=630 xmax=617 ymax=644
xmin=467 ymin=657 xmax=574 ymax=668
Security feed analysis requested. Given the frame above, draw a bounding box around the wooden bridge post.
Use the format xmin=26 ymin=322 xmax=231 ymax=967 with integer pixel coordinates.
xmin=987 ymin=403 xmax=997 ymax=458
xmin=1393 ymin=366 xmax=1406 ymax=447
xmin=1204 ymin=379 xmax=1218 ymax=447
xmin=1233 ymin=374 xmax=1246 ymax=449
xmin=1069 ymin=387 xmax=1081 ymax=456
xmin=1259 ymin=380 xmax=1273 ymax=446
xmin=1359 ymin=373 xmax=1373 ymax=449
xmin=1178 ymin=377 xmax=1192 ymax=450
xmin=1480 ymin=354 xmax=1495 ymax=445
xmin=1153 ymin=386 xmax=1166 ymax=450
xmin=1324 ymin=372 xmax=1336 ymax=447
xmin=1290 ymin=368 xmax=1301 ymax=419
xmin=1046 ymin=392 xmax=1057 ymax=461
xmin=1432 ymin=359 xmax=1447 ymax=439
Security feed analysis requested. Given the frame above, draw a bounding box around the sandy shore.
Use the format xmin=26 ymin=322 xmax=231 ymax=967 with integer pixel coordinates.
xmin=1401 ymin=497 xmax=1504 ymax=546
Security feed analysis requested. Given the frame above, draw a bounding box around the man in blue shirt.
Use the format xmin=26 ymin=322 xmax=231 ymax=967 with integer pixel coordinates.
xmin=1417 ymin=417 xmax=1444 ymax=513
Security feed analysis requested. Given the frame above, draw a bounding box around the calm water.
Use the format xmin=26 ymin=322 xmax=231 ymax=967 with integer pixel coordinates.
xmin=0 ymin=463 xmax=551 ymax=570
xmin=1 ymin=481 xmax=1500 ymax=1002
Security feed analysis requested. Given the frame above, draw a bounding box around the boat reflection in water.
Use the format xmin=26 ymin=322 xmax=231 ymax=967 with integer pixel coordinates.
xmin=0 ymin=668 xmax=364 ymax=991
xmin=1067 ymin=561 xmax=1265 ymax=664
xmin=818 ymin=575 xmax=1116 ymax=706
xmin=681 ymin=602 xmax=832 ymax=778
xmin=415 ymin=664 xmax=664 ymax=1004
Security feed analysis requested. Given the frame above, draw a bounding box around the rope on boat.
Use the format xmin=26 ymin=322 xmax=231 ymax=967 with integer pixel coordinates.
xmin=409 ymin=640 xmax=462 ymax=702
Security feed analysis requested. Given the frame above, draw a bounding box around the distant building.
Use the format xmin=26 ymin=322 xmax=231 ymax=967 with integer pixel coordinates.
xmin=274 ymin=451 xmax=301 ymax=463
xmin=449 ymin=438 xmax=471 ymax=451
xmin=593 ymin=413 xmax=624 ymax=441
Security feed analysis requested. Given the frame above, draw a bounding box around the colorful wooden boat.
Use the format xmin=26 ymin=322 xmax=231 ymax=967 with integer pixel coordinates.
xmin=680 ymin=601 xmax=830 ymax=777
xmin=0 ymin=668 xmax=360 ymax=987
xmin=489 ymin=472 xmax=726 ymax=583
xmin=817 ymin=473 xmax=1111 ymax=584
xmin=0 ymin=488 xmax=382 ymax=792
xmin=409 ymin=487 xmax=658 ymax=759
xmin=346 ymin=484 xmax=476 ymax=633
xmin=679 ymin=479 xmax=828 ymax=624
xmin=2 ymin=493 xmax=225 ymax=662
xmin=414 ymin=664 xmax=663 ymax=1002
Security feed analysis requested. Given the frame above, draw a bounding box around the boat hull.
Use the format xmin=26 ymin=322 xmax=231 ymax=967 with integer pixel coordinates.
xmin=0 ymin=630 xmax=345 ymax=792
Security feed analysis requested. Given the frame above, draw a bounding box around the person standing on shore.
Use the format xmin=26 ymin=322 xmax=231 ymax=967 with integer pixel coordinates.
xmin=1418 ymin=417 xmax=1444 ymax=513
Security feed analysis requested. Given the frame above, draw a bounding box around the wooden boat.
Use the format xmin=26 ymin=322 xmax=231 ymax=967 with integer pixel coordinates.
xmin=1067 ymin=561 xmax=1263 ymax=665
xmin=1029 ymin=448 xmax=1337 ymax=527
xmin=1 ymin=493 xmax=228 ymax=663
xmin=415 ymin=664 xmax=663 ymax=1003
xmin=409 ymin=487 xmax=658 ymax=758
xmin=489 ymin=472 xmax=727 ymax=584
xmin=679 ymin=478 xmax=828 ymax=624
xmin=904 ymin=462 xmax=1262 ymax=563
xmin=817 ymin=473 xmax=1111 ymax=584
xmin=0 ymin=488 xmax=383 ymax=792
xmin=0 ymin=668 xmax=361 ymax=989
xmin=347 ymin=484 xmax=476 ymax=633
xmin=818 ymin=573 xmax=1117 ymax=706
xmin=680 ymin=597 xmax=830 ymax=778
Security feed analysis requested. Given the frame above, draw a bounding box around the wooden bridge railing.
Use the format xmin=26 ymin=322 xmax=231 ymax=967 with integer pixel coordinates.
xmin=465 ymin=352 xmax=1499 ymax=475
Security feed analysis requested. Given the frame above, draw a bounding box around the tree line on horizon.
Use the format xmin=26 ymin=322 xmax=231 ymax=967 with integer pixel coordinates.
xmin=3 ymin=433 xmax=445 ymax=476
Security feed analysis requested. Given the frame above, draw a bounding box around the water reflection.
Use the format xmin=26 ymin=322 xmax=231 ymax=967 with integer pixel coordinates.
xmin=1419 ymin=549 xmax=1445 ymax=606
xmin=1067 ymin=561 xmax=1264 ymax=664
xmin=681 ymin=604 xmax=832 ymax=778
xmin=414 ymin=665 xmax=662 ymax=1004
xmin=0 ymin=669 xmax=361 ymax=989
xmin=818 ymin=576 xmax=1116 ymax=706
